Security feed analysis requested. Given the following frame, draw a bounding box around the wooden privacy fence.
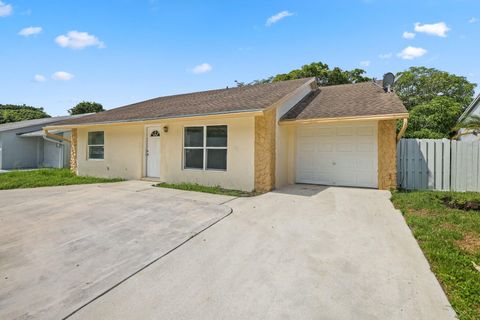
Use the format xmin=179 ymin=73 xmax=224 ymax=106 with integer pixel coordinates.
xmin=397 ymin=139 xmax=480 ymax=192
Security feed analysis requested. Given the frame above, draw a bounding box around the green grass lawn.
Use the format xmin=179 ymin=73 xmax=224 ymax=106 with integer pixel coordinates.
xmin=0 ymin=168 xmax=123 ymax=190
xmin=156 ymin=182 xmax=257 ymax=197
xmin=392 ymin=191 xmax=480 ymax=320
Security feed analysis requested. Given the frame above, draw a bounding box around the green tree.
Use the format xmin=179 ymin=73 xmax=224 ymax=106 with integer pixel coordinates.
xmin=405 ymin=97 xmax=463 ymax=138
xmin=240 ymin=62 xmax=370 ymax=87
xmin=0 ymin=104 xmax=50 ymax=124
xmin=394 ymin=67 xmax=476 ymax=110
xmin=69 ymin=101 xmax=104 ymax=115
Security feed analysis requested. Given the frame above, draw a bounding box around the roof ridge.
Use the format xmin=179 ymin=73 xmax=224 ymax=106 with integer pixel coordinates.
xmin=318 ymin=81 xmax=376 ymax=89
xmin=105 ymin=77 xmax=315 ymax=113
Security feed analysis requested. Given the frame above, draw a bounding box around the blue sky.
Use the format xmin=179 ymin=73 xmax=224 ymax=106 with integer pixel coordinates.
xmin=1 ymin=0 xmax=479 ymax=116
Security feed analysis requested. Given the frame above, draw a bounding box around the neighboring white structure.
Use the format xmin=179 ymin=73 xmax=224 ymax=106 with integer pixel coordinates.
xmin=457 ymin=94 xmax=480 ymax=141
xmin=0 ymin=115 xmax=86 ymax=170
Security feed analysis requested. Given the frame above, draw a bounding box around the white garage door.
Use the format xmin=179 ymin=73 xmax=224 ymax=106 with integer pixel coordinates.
xmin=296 ymin=122 xmax=378 ymax=188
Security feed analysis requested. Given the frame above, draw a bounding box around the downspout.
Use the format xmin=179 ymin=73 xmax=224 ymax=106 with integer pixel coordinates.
xmin=396 ymin=118 xmax=408 ymax=142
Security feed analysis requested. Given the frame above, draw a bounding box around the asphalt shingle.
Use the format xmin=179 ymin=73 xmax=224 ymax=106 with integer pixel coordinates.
xmin=53 ymin=78 xmax=314 ymax=126
xmin=281 ymin=82 xmax=407 ymax=121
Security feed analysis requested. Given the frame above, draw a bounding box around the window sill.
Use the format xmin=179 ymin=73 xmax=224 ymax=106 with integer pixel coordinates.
xmin=183 ymin=168 xmax=227 ymax=172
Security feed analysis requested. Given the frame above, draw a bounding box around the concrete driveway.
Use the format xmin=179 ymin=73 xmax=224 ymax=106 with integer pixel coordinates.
xmin=69 ymin=184 xmax=455 ymax=320
xmin=0 ymin=181 xmax=233 ymax=320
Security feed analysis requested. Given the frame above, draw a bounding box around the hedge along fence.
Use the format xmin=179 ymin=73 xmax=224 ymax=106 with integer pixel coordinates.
xmin=397 ymin=139 xmax=480 ymax=192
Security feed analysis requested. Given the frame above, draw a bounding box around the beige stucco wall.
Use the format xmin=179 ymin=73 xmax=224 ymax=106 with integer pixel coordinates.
xmin=161 ymin=116 xmax=255 ymax=191
xmin=77 ymin=125 xmax=144 ymax=180
xmin=276 ymin=125 xmax=297 ymax=188
xmin=378 ymin=119 xmax=397 ymax=190
xmin=75 ymin=117 xmax=256 ymax=191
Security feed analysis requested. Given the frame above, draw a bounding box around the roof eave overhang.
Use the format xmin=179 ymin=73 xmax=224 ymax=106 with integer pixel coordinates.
xmin=278 ymin=113 xmax=409 ymax=126
xmin=458 ymin=94 xmax=480 ymax=123
xmin=264 ymin=78 xmax=316 ymax=112
xmin=44 ymin=109 xmax=264 ymax=130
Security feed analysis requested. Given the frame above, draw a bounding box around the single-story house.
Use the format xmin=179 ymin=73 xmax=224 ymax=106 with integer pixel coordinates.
xmin=456 ymin=93 xmax=480 ymax=141
xmin=46 ymin=78 xmax=408 ymax=192
xmin=0 ymin=115 xmax=87 ymax=170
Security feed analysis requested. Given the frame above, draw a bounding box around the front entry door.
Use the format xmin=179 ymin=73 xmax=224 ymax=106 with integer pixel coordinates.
xmin=146 ymin=126 xmax=161 ymax=178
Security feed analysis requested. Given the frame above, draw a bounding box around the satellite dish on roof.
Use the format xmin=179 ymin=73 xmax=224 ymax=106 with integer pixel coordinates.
xmin=383 ymin=72 xmax=395 ymax=92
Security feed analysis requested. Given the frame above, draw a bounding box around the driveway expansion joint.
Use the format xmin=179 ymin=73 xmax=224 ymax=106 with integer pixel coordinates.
xmin=62 ymin=206 xmax=233 ymax=320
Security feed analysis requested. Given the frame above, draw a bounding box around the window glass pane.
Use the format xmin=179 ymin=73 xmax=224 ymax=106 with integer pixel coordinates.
xmin=185 ymin=149 xmax=204 ymax=169
xmin=184 ymin=127 xmax=204 ymax=147
xmin=88 ymin=131 xmax=104 ymax=145
xmin=206 ymin=126 xmax=227 ymax=147
xmin=207 ymin=149 xmax=227 ymax=170
xmin=89 ymin=146 xmax=104 ymax=159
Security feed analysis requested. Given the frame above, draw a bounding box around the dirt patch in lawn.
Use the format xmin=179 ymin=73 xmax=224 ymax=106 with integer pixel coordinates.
xmin=456 ymin=232 xmax=480 ymax=254
xmin=441 ymin=196 xmax=480 ymax=211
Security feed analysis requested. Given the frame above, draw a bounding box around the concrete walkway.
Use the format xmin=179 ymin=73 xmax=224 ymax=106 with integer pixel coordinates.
xmin=70 ymin=184 xmax=456 ymax=320
xmin=0 ymin=181 xmax=233 ymax=320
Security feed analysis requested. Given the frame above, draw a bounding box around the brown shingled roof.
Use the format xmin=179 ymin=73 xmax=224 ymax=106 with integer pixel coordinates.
xmin=54 ymin=78 xmax=314 ymax=126
xmin=281 ymin=82 xmax=407 ymax=121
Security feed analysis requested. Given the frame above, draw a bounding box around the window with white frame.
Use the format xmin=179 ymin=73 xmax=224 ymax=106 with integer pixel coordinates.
xmin=88 ymin=131 xmax=104 ymax=160
xmin=184 ymin=125 xmax=227 ymax=170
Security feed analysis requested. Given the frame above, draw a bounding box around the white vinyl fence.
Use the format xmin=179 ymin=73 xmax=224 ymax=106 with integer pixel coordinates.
xmin=397 ymin=139 xmax=480 ymax=192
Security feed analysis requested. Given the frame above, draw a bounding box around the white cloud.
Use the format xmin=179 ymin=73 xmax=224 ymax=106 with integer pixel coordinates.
xmin=469 ymin=17 xmax=479 ymax=24
xmin=18 ymin=26 xmax=42 ymax=37
xmin=55 ymin=31 xmax=105 ymax=49
xmin=266 ymin=11 xmax=294 ymax=27
xmin=33 ymin=74 xmax=46 ymax=82
xmin=360 ymin=60 xmax=371 ymax=67
xmin=414 ymin=22 xmax=450 ymax=37
xmin=52 ymin=71 xmax=74 ymax=81
xmin=397 ymin=46 xmax=427 ymax=60
xmin=191 ymin=63 xmax=212 ymax=74
xmin=0 ymin=1 xmax=12 ymax=17
xmin=378 ymin=53 xmax=392 ymax=59
xmin=402 ymin=31 xmax=415 ymax=39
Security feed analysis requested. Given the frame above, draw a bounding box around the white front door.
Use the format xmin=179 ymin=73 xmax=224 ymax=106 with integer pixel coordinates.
xmin=296 ymin=122 xmax=378 ymax=188
xmin=146 ymin=126 xmax=161 ymax=178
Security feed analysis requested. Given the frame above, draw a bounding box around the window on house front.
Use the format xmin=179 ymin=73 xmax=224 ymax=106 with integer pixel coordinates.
xmin=88 ymin=131 xmax=104 ymax=160
xmin=184 ymin=125 xmax=227 ymax=170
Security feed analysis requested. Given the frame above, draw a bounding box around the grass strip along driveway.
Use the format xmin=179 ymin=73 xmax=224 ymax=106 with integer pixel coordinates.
xmin=0 ymin=169 xmax=122 ymax=190
xmin=156 ymin=182 xmax=257 ymax=197
xmin=392 ymin=191 xmax=480 ymax=320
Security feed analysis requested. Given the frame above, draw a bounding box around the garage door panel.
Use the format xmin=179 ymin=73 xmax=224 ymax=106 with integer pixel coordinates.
xmin=334 ymin=158 xmax=355 ymax=169
xmin=357 ymin=143 xmax=374 ymax=152
xmin=298 ymin=155 xmax=314 ymax=169
xmin=355 ymin=157 xmax=375 ymax=170
xmin=357 ymin=127 xmax=374 ymax=136
xmin=334 ymin=171 xmax=355 ymax=186
xmin=357 ymin=174 xmax=377 ymax=187
xmin=296 ymin=124 xmax=378 ymax=188
xmin=317 ymin=143 xmax=334 ymax=152
xmin=315 ymin=174 xmax=334 ymax=185
xmin=317 ymin=128 xmax=335 ymax=136
xmin=316 ymin=157 xmax=333 ymax=167
xmin=336 ymin=127 xmax=354 ymax=136
xmin=336 ymin=143 xmax=354 ymax=152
